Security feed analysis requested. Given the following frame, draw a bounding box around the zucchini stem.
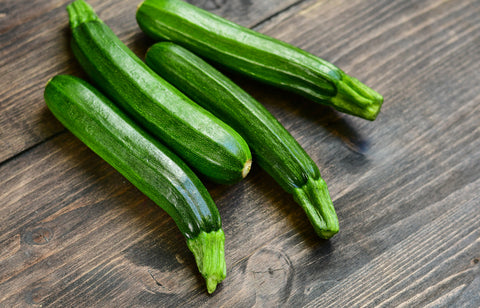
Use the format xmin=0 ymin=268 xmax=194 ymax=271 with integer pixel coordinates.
xmin=66 ymin=0 xmax=99 ymax=29
xmin=292 ymin=177 xmax=339 ymax=239
xmin=331 ymin=73 xmax=384 ymax=121
xmin=186 ymin=229 xmax=226 ymax=294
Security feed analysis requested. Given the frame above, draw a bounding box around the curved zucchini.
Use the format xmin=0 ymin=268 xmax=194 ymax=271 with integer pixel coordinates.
xmin=145 ymin=42 xmax=339 ymax=239
xmin=66 ymin=0 xmax=251 ymax=184
xmin=44 ymin=74 xmax=226 ymax=293
xmin=136 ymin=0 xmax=383 ymax=121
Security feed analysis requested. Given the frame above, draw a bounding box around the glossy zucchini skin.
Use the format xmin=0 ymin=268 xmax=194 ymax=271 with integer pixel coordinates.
xmin=44 ymin=74 xmax=225 ymax=293
xmin=66 ymin=0 xmax=251 ymax=185
xmin=145 ymin=42 xmax=339 ymax=239
xmin=136 ymin=0 xmax=383 ymax=121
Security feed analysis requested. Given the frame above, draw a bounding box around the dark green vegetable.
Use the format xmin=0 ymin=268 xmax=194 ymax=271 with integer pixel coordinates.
xmin=136 ymin=0 xmax=383 ymax=121
xmin=66 ymin=0 xmax=252 ymax=185
xmin=44 ymin=74 xmax=225 ymax=293
xmin=145 ymin=42 xmax=339 ymax=239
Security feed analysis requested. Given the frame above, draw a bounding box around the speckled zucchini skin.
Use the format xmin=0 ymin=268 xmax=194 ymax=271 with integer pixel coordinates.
xmin=136 ymin=0 xmax=383 ymax=120
xmin=44 ymin=74 xmax=226 ymax=293
xmin=145 ymin=42 xmax=339 ymax=239
xmin=67 ymin=0 xmax=252 ymax=185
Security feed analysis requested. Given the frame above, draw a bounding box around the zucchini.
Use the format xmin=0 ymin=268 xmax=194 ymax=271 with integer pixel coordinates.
xmin=66 ymin=0 xmax=252 ymax=185
xmin=44 ymin=74 xmax=226 ymax=293
xmin=145 ymin=42 xmax=339 ymax=239
xmin=136 ymin=0 xmax=383 ymax=121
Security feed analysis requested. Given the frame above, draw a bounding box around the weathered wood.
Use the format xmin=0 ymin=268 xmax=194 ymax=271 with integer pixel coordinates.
xmin=1 ymin=0 xmax=480 ymax=306
xmin=0 ymin=0 xmax=301 ymax=163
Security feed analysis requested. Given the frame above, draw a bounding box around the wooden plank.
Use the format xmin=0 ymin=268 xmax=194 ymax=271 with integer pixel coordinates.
xmin=1 ymin=0 xmax=479 ymax=306
xmin=0 ymin=0 xmax=302 ymax=163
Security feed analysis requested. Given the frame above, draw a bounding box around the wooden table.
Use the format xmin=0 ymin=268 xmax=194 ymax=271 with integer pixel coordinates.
xmin=1 ymin=0 xmax=479 ymax=306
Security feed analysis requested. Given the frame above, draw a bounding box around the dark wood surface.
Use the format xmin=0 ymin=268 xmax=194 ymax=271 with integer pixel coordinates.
xmin=1 ymin=0 xmax=479 ymax=306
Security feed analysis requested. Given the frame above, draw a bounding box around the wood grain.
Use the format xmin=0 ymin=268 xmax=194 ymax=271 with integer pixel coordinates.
xmin=1 ymin=0 xmax=479 ymax=306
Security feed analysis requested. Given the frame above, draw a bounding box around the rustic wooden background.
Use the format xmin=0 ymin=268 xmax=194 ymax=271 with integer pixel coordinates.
xmin=1 ymin=0 xmax=479 ymax=306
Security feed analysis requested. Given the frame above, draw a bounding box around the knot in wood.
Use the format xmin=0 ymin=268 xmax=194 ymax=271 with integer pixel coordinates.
xmin=22 ymin=227 xmax=54 ymax=245
xmin=246 ymin=248 xmax=294 ymax=305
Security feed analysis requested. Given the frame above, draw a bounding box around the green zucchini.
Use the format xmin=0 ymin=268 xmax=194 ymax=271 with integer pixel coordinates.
xmin=136 ymin=0 xmax=383 ymax=121
xmin=145 ymin=42 xmax=339 ymax=239
xmin=66 ymin=0 xmax=252 ymax=185
xmin=44 ymin=74 xmax=226 ymax=293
